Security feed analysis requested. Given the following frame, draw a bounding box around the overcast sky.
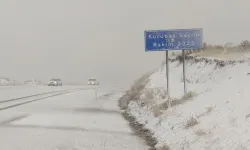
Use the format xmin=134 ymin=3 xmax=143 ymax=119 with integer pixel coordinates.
xmin=0 ymin=0 xmax=249 ymax=86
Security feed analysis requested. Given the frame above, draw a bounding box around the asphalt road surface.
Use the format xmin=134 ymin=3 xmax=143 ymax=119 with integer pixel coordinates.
xmin=0 ymin=85 xmax=148 ymax=150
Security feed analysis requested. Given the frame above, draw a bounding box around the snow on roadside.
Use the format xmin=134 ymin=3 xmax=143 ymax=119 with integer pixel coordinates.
xmin=126 ymin=56 xmax=250 ymax=150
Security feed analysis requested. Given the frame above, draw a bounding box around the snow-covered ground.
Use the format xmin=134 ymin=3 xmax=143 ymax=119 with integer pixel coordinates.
xmin=126 ymin=55 xmax=250 ymax=150
xmin=0 ymin=86 xmax=148 ymax=150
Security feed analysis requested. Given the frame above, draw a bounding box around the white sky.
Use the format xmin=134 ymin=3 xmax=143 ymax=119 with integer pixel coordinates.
xmin=0 ymin=0 xmax=250 ymax=86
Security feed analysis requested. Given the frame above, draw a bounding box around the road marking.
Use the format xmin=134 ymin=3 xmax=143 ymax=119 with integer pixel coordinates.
xmin=0 ymin=114 xmax=29 ymax=125
xmin=0 ymin=89 xmax=86 ymax=111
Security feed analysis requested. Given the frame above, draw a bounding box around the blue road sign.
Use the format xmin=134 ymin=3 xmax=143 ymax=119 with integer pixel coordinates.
xmin=144 ymin=28 xmax=203 ymax=51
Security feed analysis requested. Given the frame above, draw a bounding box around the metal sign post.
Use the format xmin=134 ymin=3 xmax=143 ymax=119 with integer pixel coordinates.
xmin=182 ymin=50 xmax=187 ymax=94
xmin=144 ymin=28 xmax=203 ymax=103
xmin=166 ymin=51 xmax=170 ymax=106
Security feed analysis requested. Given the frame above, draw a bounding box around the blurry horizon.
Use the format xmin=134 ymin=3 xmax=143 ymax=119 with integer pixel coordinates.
xmin=1 ymin=0 xmax=250 ymax=87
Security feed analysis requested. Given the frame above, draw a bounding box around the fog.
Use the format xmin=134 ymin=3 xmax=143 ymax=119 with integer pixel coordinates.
xmin=0 ymin=0 xmax=250 ymax=86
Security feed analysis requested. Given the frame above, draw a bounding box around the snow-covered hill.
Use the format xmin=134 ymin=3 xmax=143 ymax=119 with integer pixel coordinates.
xmin=122 ymin=54 xmax=250 ymax=150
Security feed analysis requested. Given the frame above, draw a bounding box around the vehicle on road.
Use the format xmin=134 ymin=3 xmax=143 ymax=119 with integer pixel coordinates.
xmin=48 ymin=78 xmax=62 ymax=86
xmin=87 ymin=78 xmax=99 ymax=85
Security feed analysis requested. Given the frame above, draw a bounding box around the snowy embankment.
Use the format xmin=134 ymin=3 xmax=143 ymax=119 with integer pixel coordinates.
xmin=120 ymin=54 xmax=250 ymax=150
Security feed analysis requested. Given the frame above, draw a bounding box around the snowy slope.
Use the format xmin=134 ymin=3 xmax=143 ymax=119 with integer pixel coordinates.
xmin=127 ymin=55 xmax=250 ymax=150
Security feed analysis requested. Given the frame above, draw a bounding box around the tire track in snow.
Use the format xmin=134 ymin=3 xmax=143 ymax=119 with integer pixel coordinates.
xmin=0 ymin=88 xmax=86 ymax=111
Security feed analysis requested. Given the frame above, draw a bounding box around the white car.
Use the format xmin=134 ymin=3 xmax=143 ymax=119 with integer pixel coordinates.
xmin=48 ymin=79 xmax=62 ymax=86
xmin=87 ymin=78 xmax=99 ymax=85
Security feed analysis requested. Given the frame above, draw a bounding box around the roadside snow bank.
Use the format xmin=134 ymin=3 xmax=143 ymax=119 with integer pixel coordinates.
xmin=124 ymin=55 xmax=250 ymax=150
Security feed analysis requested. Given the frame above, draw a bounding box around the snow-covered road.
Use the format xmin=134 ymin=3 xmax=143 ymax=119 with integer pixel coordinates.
xmin=0 ymin=86 xmax=148 ymax=150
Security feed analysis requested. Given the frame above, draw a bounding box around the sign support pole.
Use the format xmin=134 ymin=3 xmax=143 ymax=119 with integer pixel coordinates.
xmin=166 ymin=51 xmax=171 ymax=107
xmin=182 ymin=50 xmax=187 ymax=94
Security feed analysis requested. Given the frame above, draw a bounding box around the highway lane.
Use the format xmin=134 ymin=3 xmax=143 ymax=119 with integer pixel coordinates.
xmin=0 ymin=85 xmax=88 ymax=102
xmin=0 ymin=86 xmax=148 ymax=150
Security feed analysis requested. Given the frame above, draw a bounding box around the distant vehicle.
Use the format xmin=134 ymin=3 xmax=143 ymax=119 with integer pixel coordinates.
xmin=48 ymin=78 xmax=62 ymax=86
xmin=87 ymin=78 xmax=99 ymax=85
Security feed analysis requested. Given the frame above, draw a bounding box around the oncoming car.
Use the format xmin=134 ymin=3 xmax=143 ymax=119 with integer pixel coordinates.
xmin=48 ymin=78 xmax=62 ymax=86
xmin=87 ymin=78 xmax=99 ymax=85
